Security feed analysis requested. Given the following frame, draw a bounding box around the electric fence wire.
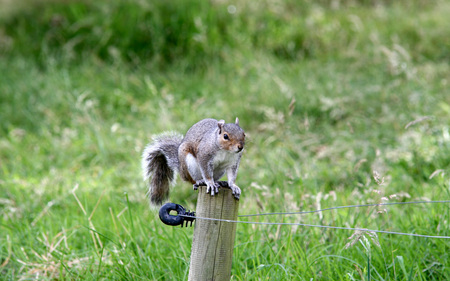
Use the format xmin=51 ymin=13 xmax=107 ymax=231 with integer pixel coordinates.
xmin=180 ymin=200 xmax=450 ymax=239
xmin=238 ymin=200 xmax=450 ymax=217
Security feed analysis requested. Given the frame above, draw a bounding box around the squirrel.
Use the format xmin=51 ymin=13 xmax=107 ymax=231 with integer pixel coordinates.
xmin=141 ymin=118 xmax=246 ymax=206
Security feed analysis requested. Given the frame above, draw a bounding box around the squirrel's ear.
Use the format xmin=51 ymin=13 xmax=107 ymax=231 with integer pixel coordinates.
xmin=235 ymin=117 xmax=239 ymax=126
xmin=217 ymin=120 xmax=225 ymax=135
xmin=217 ymin=120 xmax=225 ymax=134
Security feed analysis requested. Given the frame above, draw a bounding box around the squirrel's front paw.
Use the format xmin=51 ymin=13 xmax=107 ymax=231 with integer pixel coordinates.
xmin=230 ymin=184 xmax=241 ymax=200
xmin=206 ymin=181 xmax=220 ymax=196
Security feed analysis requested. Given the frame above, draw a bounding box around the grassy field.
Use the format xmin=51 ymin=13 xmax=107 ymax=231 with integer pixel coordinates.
xmin=1 ymin=0 xmax=449 ymax=280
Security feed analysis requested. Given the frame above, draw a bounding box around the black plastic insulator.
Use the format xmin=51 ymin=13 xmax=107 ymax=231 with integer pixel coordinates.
xmin=159 ymin=203 xmax=195 ymax=227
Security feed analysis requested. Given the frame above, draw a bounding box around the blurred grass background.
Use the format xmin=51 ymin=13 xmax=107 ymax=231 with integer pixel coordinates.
xmin=1 ymin=0 xmax=449 ymax=279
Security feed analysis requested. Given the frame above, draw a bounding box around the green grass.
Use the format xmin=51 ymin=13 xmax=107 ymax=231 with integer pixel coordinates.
xmin=1 ymin=0 xmax=450 ymax=279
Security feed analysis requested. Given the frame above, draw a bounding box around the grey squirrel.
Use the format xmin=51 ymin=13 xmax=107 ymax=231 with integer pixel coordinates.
xmin=142 ymin=118 xmax=246 ymax=206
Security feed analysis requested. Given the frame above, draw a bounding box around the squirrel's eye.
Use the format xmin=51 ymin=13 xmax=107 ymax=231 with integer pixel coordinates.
xmin=223 ymin=134 xmax=229 ymax=140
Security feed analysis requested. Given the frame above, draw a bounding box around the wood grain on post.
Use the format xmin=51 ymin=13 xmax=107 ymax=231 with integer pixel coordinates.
xmin=188 ymin=185 xmax=240 ymax=281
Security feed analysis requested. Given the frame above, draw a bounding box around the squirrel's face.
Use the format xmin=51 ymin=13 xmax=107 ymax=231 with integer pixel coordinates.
xmin=217 ymin=123 xmax=245 ymax=153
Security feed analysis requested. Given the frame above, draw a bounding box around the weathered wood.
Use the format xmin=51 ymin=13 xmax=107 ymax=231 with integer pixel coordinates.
xmin=188 ymin=185 xmax=239 ymax=281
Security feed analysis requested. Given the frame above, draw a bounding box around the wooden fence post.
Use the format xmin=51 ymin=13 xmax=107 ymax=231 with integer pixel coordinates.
xmin=188 ymin=185 xmax=240 ymax=281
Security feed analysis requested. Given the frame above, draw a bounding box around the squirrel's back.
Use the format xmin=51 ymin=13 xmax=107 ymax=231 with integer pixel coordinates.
xmin=183 ymin=118 xmax=219 ymax=144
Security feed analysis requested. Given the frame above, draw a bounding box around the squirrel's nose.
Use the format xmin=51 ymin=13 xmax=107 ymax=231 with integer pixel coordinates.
xmin=237 ymin=144 xmax=244 ymax=152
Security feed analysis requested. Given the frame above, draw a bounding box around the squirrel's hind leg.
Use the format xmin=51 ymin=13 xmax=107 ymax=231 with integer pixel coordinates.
xmin=193 ymin=179 xmax=206 ymax=190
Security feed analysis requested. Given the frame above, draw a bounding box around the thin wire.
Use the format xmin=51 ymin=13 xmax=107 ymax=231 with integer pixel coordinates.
xmin=238 ymin=200 xmax=450 ymax=217
xmin=180 ymin=214 xmax=450 ymax=239
xmin=179 ymin=201 xmax=450 ymax=239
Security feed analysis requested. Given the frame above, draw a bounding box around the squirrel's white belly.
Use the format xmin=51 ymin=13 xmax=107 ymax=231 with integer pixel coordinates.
xmin=186 ymin=151 xmax=239 ymax=181
xmin=213 ymin=150 xmax=239 ymax=169
xmin=213 ymin=150 xmax=240 ymax=180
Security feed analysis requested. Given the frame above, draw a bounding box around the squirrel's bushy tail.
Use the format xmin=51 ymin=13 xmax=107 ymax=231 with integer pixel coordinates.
xmin=141 ymin=133 xmax=183 ymax=206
